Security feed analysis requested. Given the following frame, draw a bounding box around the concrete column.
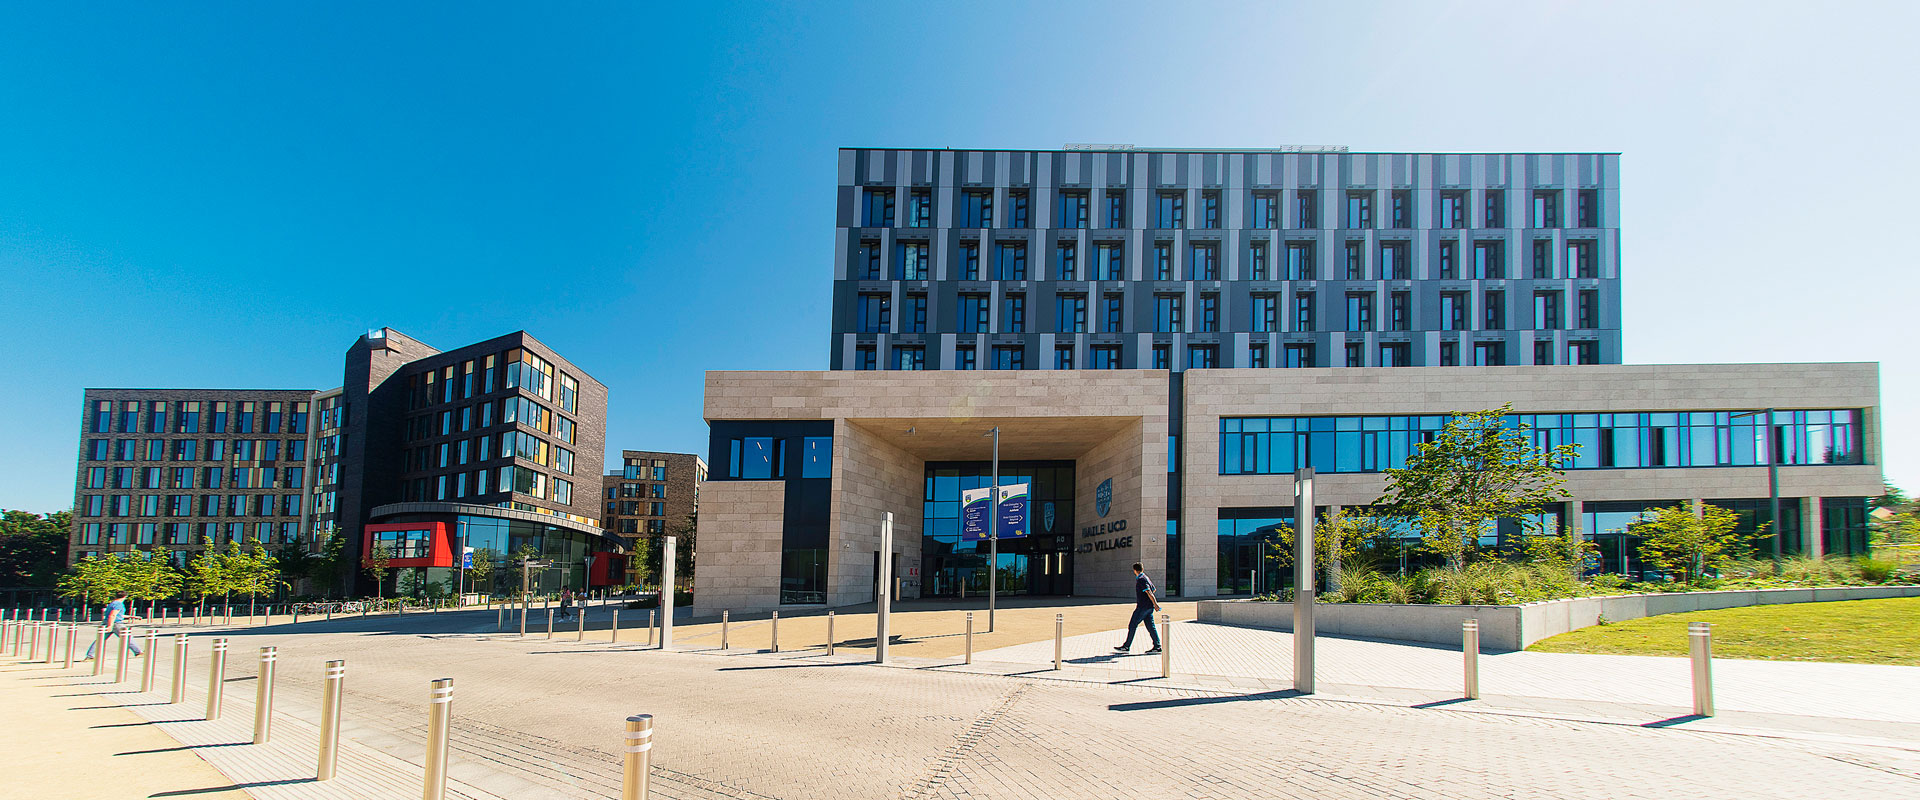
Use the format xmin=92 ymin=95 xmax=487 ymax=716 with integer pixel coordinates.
xmin=1806 ymin=497 xmax=1826 ymax=559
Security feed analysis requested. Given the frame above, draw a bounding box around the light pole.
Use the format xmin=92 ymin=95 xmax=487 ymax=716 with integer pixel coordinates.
xmin=983 ymin=426 xmax=999 ymax=633
xmin=1731 ymin=409 xmax=1783 ymax=574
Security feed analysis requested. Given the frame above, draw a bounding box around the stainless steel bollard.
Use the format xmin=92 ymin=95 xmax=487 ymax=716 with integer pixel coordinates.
xmin=546 ymin=608 xmax=554 ymax=639
xmin=770 ymin=611 xmax=779 ymax=654
xmin=720 ymin=610 xmax=729 ymax=650
xmin=622 ymin=713 xmax=653 ymax=800
xmin=648 ymin=610 xmax=655 ymax=647
xmin=170 ymin=635 xmax=188 ymax=704
xmin=253 ymin=646 xmax=277 ymax=744
xmin=91 ymin=628 xmax=107 ymax=676
xmin=964 ymin=612 xmax=973 ymax=665
xmin=578 ymin=608 xmax=588 ymax=642
xmin=423 ymin=678 xmax=454 ymax=800
xmin=496 ymin=606 xmax=503 ymax=631
xmin=41 ymin=623 xmax=55 ymax=664
xmin=611 ymin=609 xmax=621 ymax=644
xmin=1463 ymin=619 xmax=1480 ymax=700
xmin=114 ymin=626 xmax=131 ymax=683
xmin=825 ymin=611 xmax=834 ymax=656
xmin=64 ymin=623 xmax=78 ymax=669
xmin=1160 ymin=614 xmax=1171 ymax=679
xmin=317 ymin=660 xmax=345 ymax=781
xmin=28 ymin=621 xmax=40 ymax=660
xmin=1054 ymin=614 xmax=1064 ymax=671
xmin=1689 ymin=621 xmax=1714 ymax=716
xmin=141 ymin=630 xmax=160 ymax=691
xmin=206 ymin=638 xmax=228 ymax=720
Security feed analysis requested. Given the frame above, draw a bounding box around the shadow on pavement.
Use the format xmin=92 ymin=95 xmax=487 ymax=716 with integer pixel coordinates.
xmin=1108 ymin=689 xmax=1307 ymax=712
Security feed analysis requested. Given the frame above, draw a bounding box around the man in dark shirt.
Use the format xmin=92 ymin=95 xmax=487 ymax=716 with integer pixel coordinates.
xmin=1114 ymin=562 xmax=1162 ymax=654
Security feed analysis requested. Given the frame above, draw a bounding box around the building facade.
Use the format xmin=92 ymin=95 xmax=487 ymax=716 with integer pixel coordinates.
xmin=830 ymin=148 xmax=1621 ymax=372
xmin=601 ymin=450 xmax=706 ymax=585
xmin=69 ymin=327 xmax=623 ymax=598
xmin=696 ymin=364 xmax=1883 ymax=615
xmin=69 ymin=389 xmax=318 ymax=567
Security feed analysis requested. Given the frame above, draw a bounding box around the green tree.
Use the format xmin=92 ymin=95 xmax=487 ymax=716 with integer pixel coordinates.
xmin=0 ymin=509 xmax=71 ymax=588
xmin=185 ymin=538 xmax=236 ymax=605
xmin=273 ymin=541 xmax=319 ymax=596
xmin=363 ymin=543 xmax=393 ymax=599
xmin=464 ymin=547 xmax=495 ymax=595
xmin=229 ymin=542 xmax=287 ymax=613
xmin=311 ymin=532 xmax=350 ymax=597
xmin=59 ymin=551 xmax=183 ymax=603
xmin=507 ymin=543 xmax=543 ymax=596
xmin=668 ymin=513 xmax=697 ymax=587
xmin=1262 ymin=508 xmax=1392 ymax=579
xmin=1634 ymin=503 xmax=1769 ymax=582
xmin=1374 ymin=404 xmax=1580 ymax=571
xmin=1872 ymin=482 xmax=1919 ymax=558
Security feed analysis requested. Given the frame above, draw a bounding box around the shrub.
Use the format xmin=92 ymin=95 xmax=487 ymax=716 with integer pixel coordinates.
xmin=1858 ymin=557 xmax=1900 ymax=584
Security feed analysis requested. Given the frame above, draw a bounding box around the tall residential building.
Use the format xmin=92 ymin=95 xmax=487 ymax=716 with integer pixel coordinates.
xmin=69 ymin=327 xmax=621 ymax=598
xmin=69 ymin=389 xmax=318 ymax=568
xmin=600 ymin=450 xmax=706 ymax=585
xmin=830 ymin=148 xmax=1620 ymax=371
xmin=309 ymin=328 xmax=616 ymax=595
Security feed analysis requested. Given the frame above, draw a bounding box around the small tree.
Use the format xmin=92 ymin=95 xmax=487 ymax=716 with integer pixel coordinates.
xmin=362 ymin=543 xmax=393 ymax=599
xmin=273 ymin=541 xmax=319 ymax=597
xmin=1374 ymin=404 xmax=1580 ymax=571
xmin=1636 ymin=503 xmax=1769 ymax=582
xmin=185 ymin=538 xmax=237 ymax=615
xmin=1263 ymin=509 xmax=1392 ymax=582
xmin=464 ymin=547 xmax=495 ymax=596
xmin=312 ymin=532 xmax=350 ymax=598
xmin=1 ymin=509 xmax=72 ymax=588
xmin=58 ymin=554 xmax=128 ymax=603
xmin=230 ymin=543 xmax=288 ymax=615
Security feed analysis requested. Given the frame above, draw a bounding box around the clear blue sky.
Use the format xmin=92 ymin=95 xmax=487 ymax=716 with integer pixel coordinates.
xmin=2 ymin=1 xmax=1914 ymax=514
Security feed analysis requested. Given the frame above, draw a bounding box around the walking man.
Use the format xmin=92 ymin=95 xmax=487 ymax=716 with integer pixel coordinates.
xmin=1113 ymin=562 xmax=1162 ymax=654
xmin=83 ymin=591 xmax=143 ymax=660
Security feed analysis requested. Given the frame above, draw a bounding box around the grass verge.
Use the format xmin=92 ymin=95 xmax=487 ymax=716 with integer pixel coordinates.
xmin=1526 ymin=597 xmax=1920 ymax=665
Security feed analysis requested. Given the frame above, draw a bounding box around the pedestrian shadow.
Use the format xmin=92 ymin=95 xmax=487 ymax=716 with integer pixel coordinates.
xmin=1065 ymin=653 xmax=1133 ymax=665
xmin=70 ymin=702 xmax=170 ymax=710
xmin=1643 ymin=714 xmax=1709 ymax=728
xmin=150 ymin=777 xmax=317 ymax=796
xmin=117 ymin=741 xmax=250 ymax=756
xmin=1108 ymin=689 xmax=1306 ymax=712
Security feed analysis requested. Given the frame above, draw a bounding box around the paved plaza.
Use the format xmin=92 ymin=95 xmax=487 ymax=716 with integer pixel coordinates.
xmin=5 ymin=600 xmax=1920 ymax=799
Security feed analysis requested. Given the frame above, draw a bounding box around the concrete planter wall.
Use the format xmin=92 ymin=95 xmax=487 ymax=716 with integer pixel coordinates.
xmin=1195 ymin=585 xmax=1920 ymax=652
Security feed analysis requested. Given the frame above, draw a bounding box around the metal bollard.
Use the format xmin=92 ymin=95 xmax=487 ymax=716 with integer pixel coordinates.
xmin=825 ymin=611 xmax=835 ymax=656
xmin=91 ymin=628 xmax=107 ymax=676
xmin=170 ymin=635 xmax=188 ymax=704
xmin=423 ymin=678 xmax=454 ymax=800
xmin=1462 ymin=619 xmax=1481 ymax=699
xmin=206 ymin=638 xmax=228 ymax=720
xmin=1160 ymin=614 xmax=1172 ymax=679
xmin=547 ymin=608 xmax=554 ymax=639
xmin=141 ymin=630 xmax=160 ymax=691
xmin=648 ymin=610 xmax=656 ymax=647
xmin=1054 ymin=614 xmax=1064 ymax=671
xmin=317 ymin=660 xmax=345 ymax=781
xmin=264 ymin=607 xmax=272 ymax=626
xmin=496 ymin=606 xmax=503 ymax=631
xmin=622 ymin=713 xmax=653 ymax=800
xmin=770 ymin=611 xmax=779 ymax=654
xmin=1689 ymin=621 xmax=1714 ymax=717
xmin=64 ymin=623 xmax=78 ymax=669
xmin=41 ymin=623 xmax=55 ymax=664
xmin=965 ymin=612 xmax=973 ymax=665
xmin=720 ymin=610 xmax=729 ymax=650
xmin=28 ymin=621 xmax=40 ymax=660
xmin=114 ymin=627 xmax=131 ymax=683
xmin=578 ymin=608 xmax=587 ymax=642
xmin=611 ymin=609 xmax=621 ymax=644
xmin=253 ymin=646 xmax=277 ymax=744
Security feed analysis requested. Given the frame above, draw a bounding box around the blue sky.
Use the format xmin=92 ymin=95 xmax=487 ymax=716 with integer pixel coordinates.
xmin=2 ymin=1 xmax=1914 ymax=513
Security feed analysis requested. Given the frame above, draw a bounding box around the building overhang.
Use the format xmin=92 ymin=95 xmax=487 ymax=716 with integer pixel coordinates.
xmin=368 ymin=502 xmax=626 ymax=553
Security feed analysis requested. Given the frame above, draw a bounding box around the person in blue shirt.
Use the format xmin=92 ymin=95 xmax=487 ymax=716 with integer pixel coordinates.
xmin=83 ymin=591 xmax=143 ymax=660
xmin=1113 ymin=563 xmax=1163 ymax=654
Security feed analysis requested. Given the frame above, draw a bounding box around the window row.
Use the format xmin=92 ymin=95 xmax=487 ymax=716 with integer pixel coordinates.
xmin=859 ymin=187 xmax=1602 ymax=231
xmin=404 ymin=349 xmax=581 ymax=415
xmin=402 ymin=431 xmax=574 ymax=474
xmin=855 ymin=288 xmax=1600 ymax=335
xmin=89 ymin=400 xmax=310 ymax=436
xmin=76 ymin=521 xmax=300 ymax=547
xmin=1218 ymin=409 xmax=1864 ymax=475
xmin=84 ymin=465 xmax=306 ymax=491
xmin=83 ymin=438 xmax=309 ymax=465
xmin=404 ymin=396 xmax=576 ymax=445
xmin=613 ymin=481 xmax=669 ymax=499
xmin=853 ymin=339 xmax=1604 ymax=371
xmin=78 ymin=493 xmax=303 ymax=518
xmin=722 ymin=436 xmax=833 ymax=480
xmin=399 ymin=466 xmax=575 ymax=505
xmin=621 ymin=457 xmax=671 ymax=480
xmin=610 ymin=500 xmax=671 ymax=517
xmin=853 ymin=238 xmax=1600 ymax=283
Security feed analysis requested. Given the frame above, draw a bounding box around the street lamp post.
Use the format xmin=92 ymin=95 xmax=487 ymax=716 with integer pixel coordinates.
xmin=983 ymin=427 xmax=999 ymax=633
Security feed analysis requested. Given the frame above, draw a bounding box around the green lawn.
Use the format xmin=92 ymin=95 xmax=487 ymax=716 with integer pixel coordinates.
xmin=1527 ymin=597 xmax=1920 ymax=665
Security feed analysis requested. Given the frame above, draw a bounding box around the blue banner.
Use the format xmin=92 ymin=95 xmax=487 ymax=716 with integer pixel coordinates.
xmin=963 ymin=484 xmax=1029 ymax=541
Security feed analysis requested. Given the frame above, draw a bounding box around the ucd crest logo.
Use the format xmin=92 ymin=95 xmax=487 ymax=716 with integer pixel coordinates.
xmin=1095 ymin=478 xmax=1112 ymax=518
xmin=1042 ymin=501 xmax=1056 ymax=532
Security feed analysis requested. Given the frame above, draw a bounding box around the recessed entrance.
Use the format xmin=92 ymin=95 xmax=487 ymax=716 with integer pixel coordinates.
xmin=920 ymin=461 xmax=1075 ymax=597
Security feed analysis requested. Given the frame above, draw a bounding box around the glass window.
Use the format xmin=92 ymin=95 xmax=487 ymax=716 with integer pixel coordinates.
xmin=1252 ymin=192 xmax=1278 ymax=229
xmin=1054 ymin=345 xmax=1075 ymax=370
xmin=995 ymin=243 xmax=1027 ymax=280
xmin=1007 ymin=190 xmax=1029 ymax=228
xmin=1002 ymin=294 xmax=1025 ymax=333
xmin=1473 ymin=241 xmax=1503 ymax=279
xmin=802 ymin=437 xmax=832 ymax=478
xmin=1251 ymin=294 xmax=1278 ymax=332
xmin=992 ymin=346 xmax=1024 ymax=370
xmin=1094 ymin=243 xmax=1123 ymax=281
xmin=963 ymin=191 xmax=993 ymax=228
xmin=1483 ymin=190 xmax=1505 ymax=228
xmin=1201 ymin=191 xmax=1220 ymax=229
xmin=857 ymin=293 xmax=892 ymax=333
xmin=1292 ymin=293 xmax=1314 ymax=332
xmin=955 ymin=346 xmax=976 ymax=370
xmin=1484 ymin=290 xmax=1505 ymax=330
xmin=1345 ymin=293 xmax=1373 ymax=332
xmin=895 ymin=242 xmax=929 ymax=280
xmin=1380 ymin=242 xmax=1407 ymax=280
xmin=1441 ymin=293 xmax=1467 ymax=331
xmin=1248 ymin=241 xmax=1269 ymax=280
xmin=958 ymin=294 xmax=989 ymax=333
xmin=1091 ymin=346 xmax=1121 ymax=369
xmin=1055 ymin=243 xmax=1077 ymax=280
xmin=857 ymin=241 xmax=882 ymax=279
xmin=1438 ymin=241 xmax=1457 ymax=279
xmin=1286 ymin=243 xmax=1314 ymax=280
xmin=1056 ymin=294 xmax=1087 ymax=333
xmin=1153 ymin=243 xmax=1172 ymax=280
xmin=908 ymin=190 xmax=932 ymax=228
xmin=1345 ymin=191 xmax=1372 ymax=229
xmin=1155 ymin=191 xmax=1184 ymax=228
xmin=1440 ymin=191 xmax=1465 ymax=228
xmin=1103 ymin=294 xmax=1124 ymax=333
xmin=1532 ymin=190 xmax=1560 ymax=228
xmin=1568 ymin=240 xmax=1597 ymax=278
xmin=1390 ymin=190 xmax=1411 ymax=228
xmin=1188 ymin=344 xmax=1217 ymax=368
xmin=862 ymin=189 xmax=895 ymax=227
xmin=1057 ymin=191 xmax=1089 ymax=228
xmin=1154 ymin=294 xmax=1183 ymax=332
xmin=1294 ymin=190 xmax=1317 ymax=228
xmin=1343 ymin=241 xmax=1363 ymax=280
xmin=1104 ymin=190 xmax=1126 ymax=228
xmin=1190 ymin=243 xmax=1218 ymax=280
xmin=893 ymin=347 xmax=925 ymax=371
xmin=1199 ymin=293 xmax=1219 ymax=332
xmin=1284 ymin=344 xmax=1314 ymax=368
